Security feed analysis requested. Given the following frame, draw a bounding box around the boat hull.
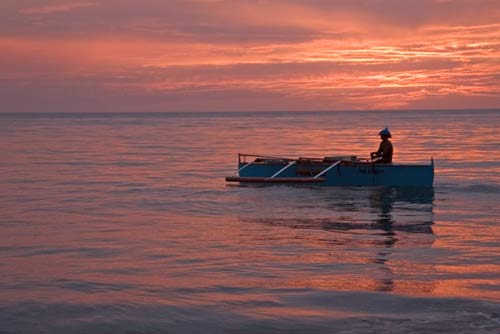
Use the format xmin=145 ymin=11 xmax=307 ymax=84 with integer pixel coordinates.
xmin=230 ymin=160 xmax=434 ymax=187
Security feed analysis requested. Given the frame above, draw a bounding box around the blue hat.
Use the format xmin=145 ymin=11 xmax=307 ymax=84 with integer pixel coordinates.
xmin=378 ymin=128 xmax=391 ymax=138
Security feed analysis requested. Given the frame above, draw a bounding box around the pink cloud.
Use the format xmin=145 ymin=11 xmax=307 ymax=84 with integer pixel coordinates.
xmin=20 ymin=2 xmax=97 ymax=15
xmin=1 ymin=0 xmax=499 ymax=112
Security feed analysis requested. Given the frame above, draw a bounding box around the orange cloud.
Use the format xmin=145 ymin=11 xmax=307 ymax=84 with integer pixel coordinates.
xmin=1 ymin=0 xmax=499 ymax=112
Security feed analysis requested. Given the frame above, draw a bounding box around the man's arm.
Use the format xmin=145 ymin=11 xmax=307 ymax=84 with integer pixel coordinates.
xmin=371 ymin=142 xmax=383 ymax=158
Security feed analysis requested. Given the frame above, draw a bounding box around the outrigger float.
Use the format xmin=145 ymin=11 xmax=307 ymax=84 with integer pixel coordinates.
xmin=226 ymin=153 xmax=434 ymax=187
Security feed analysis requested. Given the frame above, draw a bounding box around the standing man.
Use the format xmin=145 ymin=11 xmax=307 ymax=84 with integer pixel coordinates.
xmin=371 ymin=128 xmax=393 ymax=163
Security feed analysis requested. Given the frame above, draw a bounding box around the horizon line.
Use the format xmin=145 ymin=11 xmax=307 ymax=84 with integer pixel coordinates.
xmin=0 ymin=108 xmax=499 ymax=115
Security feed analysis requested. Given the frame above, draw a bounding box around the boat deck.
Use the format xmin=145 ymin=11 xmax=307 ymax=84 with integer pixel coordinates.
xmin=226 ymin=153 xmax=434 ymax=187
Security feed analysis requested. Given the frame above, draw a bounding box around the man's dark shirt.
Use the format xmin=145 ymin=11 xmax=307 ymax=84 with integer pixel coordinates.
xmin=377 ymin=139 xmax=393 ymax=163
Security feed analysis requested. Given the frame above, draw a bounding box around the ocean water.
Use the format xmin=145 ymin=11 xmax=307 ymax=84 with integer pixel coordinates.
xmin=0 ymin=110 xmax=499 ymax=333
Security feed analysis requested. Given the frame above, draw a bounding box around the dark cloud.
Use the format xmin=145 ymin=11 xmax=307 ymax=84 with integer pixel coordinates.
xmin=0 ymin=0 xmax=323 ymax=43
xmin=1 ymin=0 xmax=498 ymax=43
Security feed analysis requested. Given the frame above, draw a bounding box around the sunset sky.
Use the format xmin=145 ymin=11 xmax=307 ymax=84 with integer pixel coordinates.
xmin=1 ymin=0 xmax=499 ymax=112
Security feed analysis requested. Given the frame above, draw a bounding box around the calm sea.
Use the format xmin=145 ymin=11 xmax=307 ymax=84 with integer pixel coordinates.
xmin=0 ymin=110 xmax=499 ymax=333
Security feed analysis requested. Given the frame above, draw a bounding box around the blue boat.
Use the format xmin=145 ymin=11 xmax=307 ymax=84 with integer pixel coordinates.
xmin=226 ymin=153 xmax=434 ymax=187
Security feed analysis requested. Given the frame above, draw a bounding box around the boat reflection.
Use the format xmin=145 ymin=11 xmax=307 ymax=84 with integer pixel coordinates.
xmin=368 ymin=187 xmax=434 ymax=292
xmin=247 ymin=187 xmax=435 ymax=233
xmin=242 ymin=187 xmax=435 ymax=294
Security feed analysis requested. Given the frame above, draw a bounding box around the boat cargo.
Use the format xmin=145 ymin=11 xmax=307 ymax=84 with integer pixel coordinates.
xmin=226 ymin=153 xmax=434 ymax=187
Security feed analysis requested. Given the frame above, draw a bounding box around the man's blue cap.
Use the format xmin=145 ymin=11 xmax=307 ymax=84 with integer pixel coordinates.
xmin=379 ymin=128 xmax=392 ymax=138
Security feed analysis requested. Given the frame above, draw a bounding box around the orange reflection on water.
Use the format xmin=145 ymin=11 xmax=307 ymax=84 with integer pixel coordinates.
xmin=1 ymin=111 xmax=499 ymax=316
